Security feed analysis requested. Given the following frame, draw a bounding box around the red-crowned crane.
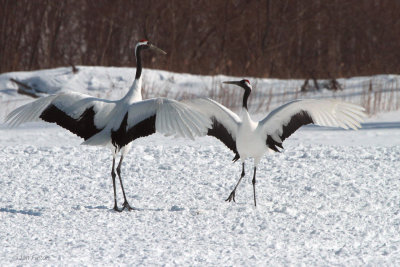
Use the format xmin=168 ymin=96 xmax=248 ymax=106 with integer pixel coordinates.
xmin=185 ymin=79 xmax=366 ymax=206
xmin=5 ymin=40 xmax=211 ymax=211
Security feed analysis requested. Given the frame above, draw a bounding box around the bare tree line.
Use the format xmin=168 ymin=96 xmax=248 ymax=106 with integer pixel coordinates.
xmin=1 ymin=0 xmax=400 ymax=79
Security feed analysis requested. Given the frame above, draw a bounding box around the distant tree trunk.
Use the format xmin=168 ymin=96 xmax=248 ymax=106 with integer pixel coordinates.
xmin=1 ymin=0 xmax=400 ymax=78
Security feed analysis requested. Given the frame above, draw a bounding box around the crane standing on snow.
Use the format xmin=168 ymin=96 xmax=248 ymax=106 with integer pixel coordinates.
xmin=185 ymin=79 xmax=366 ymax=206
xmin=5 ymin=40 xmax=211 ymax=211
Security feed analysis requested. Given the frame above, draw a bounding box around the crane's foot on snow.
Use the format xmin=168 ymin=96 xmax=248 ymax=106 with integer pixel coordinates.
xmin=122 ymin=201 xmax=135 ymax=211
xmin=225 ymin=190 xmax=236 ymax=202
xmin=113 ymin=202 xmax=134 ymax=212
xmin=113 ymin=204 xmax=123 ymax=212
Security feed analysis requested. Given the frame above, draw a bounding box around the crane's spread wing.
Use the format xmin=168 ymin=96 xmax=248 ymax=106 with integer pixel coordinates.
xmin=257 ymin=99 xmax=367 ymax=151
xmin=5 ymin=92 xmax=115 ymax=140
xmin=107 ymin=98 xmax=212 ymax=148
xmin=183 ymin=98 xmax=241 ymax=161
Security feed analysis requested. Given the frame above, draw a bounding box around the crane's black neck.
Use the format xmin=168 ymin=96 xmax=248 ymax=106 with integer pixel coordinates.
xmin=135 ymin=46 xmax=143 ymax=80
xmin=242 ymin=88 xmax=251 ymax=110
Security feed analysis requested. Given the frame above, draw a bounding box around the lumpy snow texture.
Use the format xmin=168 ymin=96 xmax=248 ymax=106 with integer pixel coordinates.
xmin=0 ymin=121 xmax=400 ymax=265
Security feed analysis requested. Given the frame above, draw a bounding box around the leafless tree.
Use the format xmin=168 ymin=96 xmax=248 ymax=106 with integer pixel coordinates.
xmin=1 ymin=0 xmax=400 ymax=79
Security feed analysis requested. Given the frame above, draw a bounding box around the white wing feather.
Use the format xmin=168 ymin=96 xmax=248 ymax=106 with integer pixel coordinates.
xmin=182 ymin=98 xmax=241 ymax=139
xmin=5 ymin=92 xmax=115 ymax=129
xmin=257 ymin=99 xmax=367 ymax=142
xmin=6 ymin=92 xmax=211 ymax=146
xmin=83 ymin=98 xmax=212 ymax=146
xmin=6 ymin=95 xmax=58 ymax=126
xmin=136 ymin=98 xmax=212 ymax=140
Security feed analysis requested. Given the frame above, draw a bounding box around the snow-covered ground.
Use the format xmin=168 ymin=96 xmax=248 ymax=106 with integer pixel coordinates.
xmin=0 ymin=67 xmax=399 ymax=265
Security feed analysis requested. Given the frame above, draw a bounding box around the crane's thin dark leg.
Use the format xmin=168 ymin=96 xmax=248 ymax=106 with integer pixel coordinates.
xmin=252 ymin=167 xmax=257 ymax=207
xmin=116 ymin=155 xmax=134 ymax=211
xmin=226 ymin=163 xmax=245 ymax=202
xmin=111 ymin=157 xmax=121 ymax=212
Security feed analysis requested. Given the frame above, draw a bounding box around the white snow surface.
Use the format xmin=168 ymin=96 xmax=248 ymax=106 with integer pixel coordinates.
xmin=0 ymin=67 xmax=400 ymax=265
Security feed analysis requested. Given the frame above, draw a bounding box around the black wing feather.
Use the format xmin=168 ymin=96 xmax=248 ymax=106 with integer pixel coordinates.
xmin=266 ymin=110 xmax=314 ymax=151
xmin=39 ymin=104 xmax=102 ymax=140
xmin=111 ymin=113 xmax=156 ymax=149
xmin=208 ymin=117 xmax=240 ymax=162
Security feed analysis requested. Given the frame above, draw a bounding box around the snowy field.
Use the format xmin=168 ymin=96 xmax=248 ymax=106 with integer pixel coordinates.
xmin=0 ymin=67 xmax=400 ymax=265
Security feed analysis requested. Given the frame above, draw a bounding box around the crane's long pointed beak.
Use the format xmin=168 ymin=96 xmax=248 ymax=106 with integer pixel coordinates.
xmin=149 ymin=44 xmax=167 ymax=55
xmin=223 ymin=81 xmax=241 ymax=86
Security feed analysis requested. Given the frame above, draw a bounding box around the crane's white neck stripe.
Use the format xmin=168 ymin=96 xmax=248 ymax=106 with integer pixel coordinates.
xmin=135 ymin=41 xmax=148 ymax=57
xmin=244 ymin=80 xmax=252 ymax=89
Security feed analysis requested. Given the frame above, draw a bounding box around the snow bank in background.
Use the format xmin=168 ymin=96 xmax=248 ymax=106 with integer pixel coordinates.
xmin=1 ymin=66 xmax=400 ymax=121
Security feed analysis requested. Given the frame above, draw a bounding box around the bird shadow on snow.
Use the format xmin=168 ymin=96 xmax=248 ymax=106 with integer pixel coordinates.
xmin=84 ymin=205 xmax=109 ymax=210
xmin=302 ymin=121 xmax=400 ymax=131
xmin=84 ymin=205 xmax=159 ymax=212
xmin=135 ymin=207 xmax=165 ymax=212
xmin=360 ymin=121 xmax=400 ymax=130
xmin=102 ymin=205 xmax=185 ymax=213
xmin=0 ymin=207 xmax=43 ymax=216
xmin=82 ymin=205 xmax=165 ymax=212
